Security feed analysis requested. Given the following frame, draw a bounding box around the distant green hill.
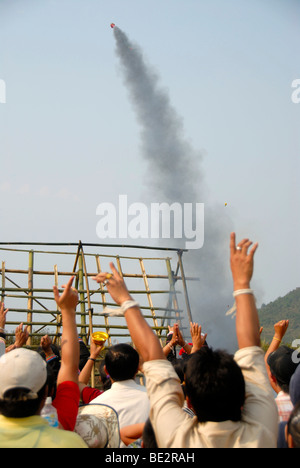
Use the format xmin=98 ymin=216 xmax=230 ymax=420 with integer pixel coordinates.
xmin=258 ymin=287 xmax=300 ymax=345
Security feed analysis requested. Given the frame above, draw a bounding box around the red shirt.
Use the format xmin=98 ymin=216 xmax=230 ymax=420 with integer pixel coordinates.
xmin=53 ymin=381 xmax=80 ymax=432
xmin=81 ymin=386 xmax=103 ymax=404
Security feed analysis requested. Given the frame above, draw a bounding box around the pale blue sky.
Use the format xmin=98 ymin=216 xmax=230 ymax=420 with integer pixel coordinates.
xmin=0 ymin=0 xmax=299 ymax=308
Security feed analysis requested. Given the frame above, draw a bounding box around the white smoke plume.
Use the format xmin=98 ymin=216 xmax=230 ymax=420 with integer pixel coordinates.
xmin=113 ymin=27 xmax=237 ymax=351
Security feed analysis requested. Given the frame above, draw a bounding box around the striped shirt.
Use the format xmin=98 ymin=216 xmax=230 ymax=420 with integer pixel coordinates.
xmin=275 ymin=391 xmax=294 ymax=422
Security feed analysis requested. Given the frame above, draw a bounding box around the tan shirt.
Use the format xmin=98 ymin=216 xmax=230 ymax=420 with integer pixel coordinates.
xmin=143 ymin=346 xmax=279 ymax=448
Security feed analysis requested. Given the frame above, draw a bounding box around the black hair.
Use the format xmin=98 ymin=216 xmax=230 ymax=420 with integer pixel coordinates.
xmin=172 ymin=358 xmax=186 ymax=383
xmin=104 ymin=344 xmax=139 ymax=382
xmin=0 ymin=384 xmax=47 ymax=418
xmin=0 ymin=365 xmax=53 ymax=418
xmin=287 ymin=401 xmax=300 ymax=448
xmin=143 ymin=418 xmax=158 ymax=449
xmin=184 ymin=347 xmax=245 ymax=423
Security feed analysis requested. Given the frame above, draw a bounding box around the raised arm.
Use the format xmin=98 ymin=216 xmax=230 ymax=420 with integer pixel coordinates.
xmin=93 ymin=264 xmax=165 ymax=363
xmin=79 ymin=339 xmax=104 ymax=386
xmin=162 ymin=325 xmax=178 ymax=357
xmin=230 ymin=232 xmax=260 ymax=349
xmin=53 ymin=276 xmax=79 ymax=385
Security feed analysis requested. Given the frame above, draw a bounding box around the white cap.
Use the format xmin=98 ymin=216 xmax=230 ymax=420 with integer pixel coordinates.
xmin=0 ymin=348 xmax=47 ymax=399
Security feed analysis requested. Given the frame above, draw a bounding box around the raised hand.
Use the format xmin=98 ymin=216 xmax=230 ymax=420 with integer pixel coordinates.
xmin=53 ymin=276 xmax=78 ymax=312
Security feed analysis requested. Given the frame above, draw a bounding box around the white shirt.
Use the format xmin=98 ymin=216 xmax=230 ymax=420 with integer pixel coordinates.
xmin=90 ymin=379 xmax=150 ymax=429
xmin=143 ymin=346 xmax=279 ymax=448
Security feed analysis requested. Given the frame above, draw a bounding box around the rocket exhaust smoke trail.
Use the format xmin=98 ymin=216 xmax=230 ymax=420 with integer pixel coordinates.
xmin=112 ymin=26 xmax=237 ymax=351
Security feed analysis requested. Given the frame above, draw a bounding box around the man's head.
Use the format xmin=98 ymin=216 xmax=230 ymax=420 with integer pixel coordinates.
xmin=104 ymin=343 xmax=139 ymax=382
xmin=267 ymin=346 xmax=299 ymax=394
xmin=184 ymin=347 xmax=245 ymax=423
xmin=0 ymin=348 xmax=48 ymax=418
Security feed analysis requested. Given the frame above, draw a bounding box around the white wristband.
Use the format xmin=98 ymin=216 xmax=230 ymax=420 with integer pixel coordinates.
xmin=233 ymin=289 xmax=254 ymax=298
xmin=99 ymin=300 xmax=140 ymax=317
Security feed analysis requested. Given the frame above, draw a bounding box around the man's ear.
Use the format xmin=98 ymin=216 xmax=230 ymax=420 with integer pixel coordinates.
xmin=270 ymin=374 xmax=276 ymax=384
xmin=37 ymin=385 xmax=49 ymax=415
xmin=285 ymin=423 xmax=294 ymax=448
xmin=186 ymin=395 xmax=193 ymax=410
xmin=287 ymin=434 xmax=294 ymax=449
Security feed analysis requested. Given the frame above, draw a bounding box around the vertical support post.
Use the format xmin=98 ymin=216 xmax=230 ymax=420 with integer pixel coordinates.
xmin=165 ymin=257 xmax=181 ymax=325
xmin=78 ymin=253 xmax=87 ymax=344
xmin=115 ymin=256 xmax=123 ymax=277
xmin=81 ymin=245 xmax=95 ymax=388
xmin=96 ymin=255 xmax=112 ymax=347
xmin=26 ymin=250 xmax=34 ymax=346
xmin=177 ymin=251 xmax=193 ymax=324
xmin=53 ymin=264 xmax=61 ymax=345
xmin=1 ymin=262 xmax=5 ymax=303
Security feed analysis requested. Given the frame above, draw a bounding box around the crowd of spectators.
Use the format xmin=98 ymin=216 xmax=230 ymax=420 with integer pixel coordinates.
xmin=0 ymin=232 xmax=299 ymax=448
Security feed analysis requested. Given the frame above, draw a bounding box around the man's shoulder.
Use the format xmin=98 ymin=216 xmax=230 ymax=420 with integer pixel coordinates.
xmin=43 ymin=425 xmax=88 ymax=448
xmin=0 ymin=416 xmax=88 ymax=448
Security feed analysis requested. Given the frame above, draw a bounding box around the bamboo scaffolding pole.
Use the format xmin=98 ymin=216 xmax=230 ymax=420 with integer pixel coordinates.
xmin=53 ymin=264 xmax=61 ymax=345
xmin=4 ymin=307 xmax=179 ymax=319
xmin=1 ymin=262 xmax=5 ymax=303
xmin=72 ymin=242 xmax=82 ymax=274
xmin=115 ymin=256 xmax=123 ymax=277
xmin=5 ymin=322 xmax=169 ymax=331
xmin=78 ymin=254 xmax=87 ymax=343
xmin=139 ymin=258 xmax=162 ymax=344
xmin=80 ymin=245 xmax=93 ymax=341
xmin=26 ymin=251 xmax=34 ymax=346
xmin=0 ymin=242 xmax=188 ymax=253
xmin=177 ymin=250 xmax=193 ymax=324
xmin=165 ymin=258 xmax=181 ymax=325
xmin=0 ymin=267 xmax=199 ymax=283
xmin=80 ymin=244 xmax=95 ymax=388
xmin=0 ymin=287 xmax=178 ymax=295
xmin=1 ymin=269 xmax=79 ymax=276
xmin=160 ymin=259 xmax=181 ymax=329
xmin=96 ymin=255 xmax=112 ymax=347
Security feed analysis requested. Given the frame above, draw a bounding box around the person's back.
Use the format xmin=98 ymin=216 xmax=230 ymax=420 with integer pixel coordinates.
xmin=0 ymin=414 xmax=87 ymax=448
xmin=90 ymin=344 xmax=150 ymax=429
xmin=92 ymin=378 xmax=149 ymax=428
xmin=143 ymin=345 xmax=278 ymax=448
